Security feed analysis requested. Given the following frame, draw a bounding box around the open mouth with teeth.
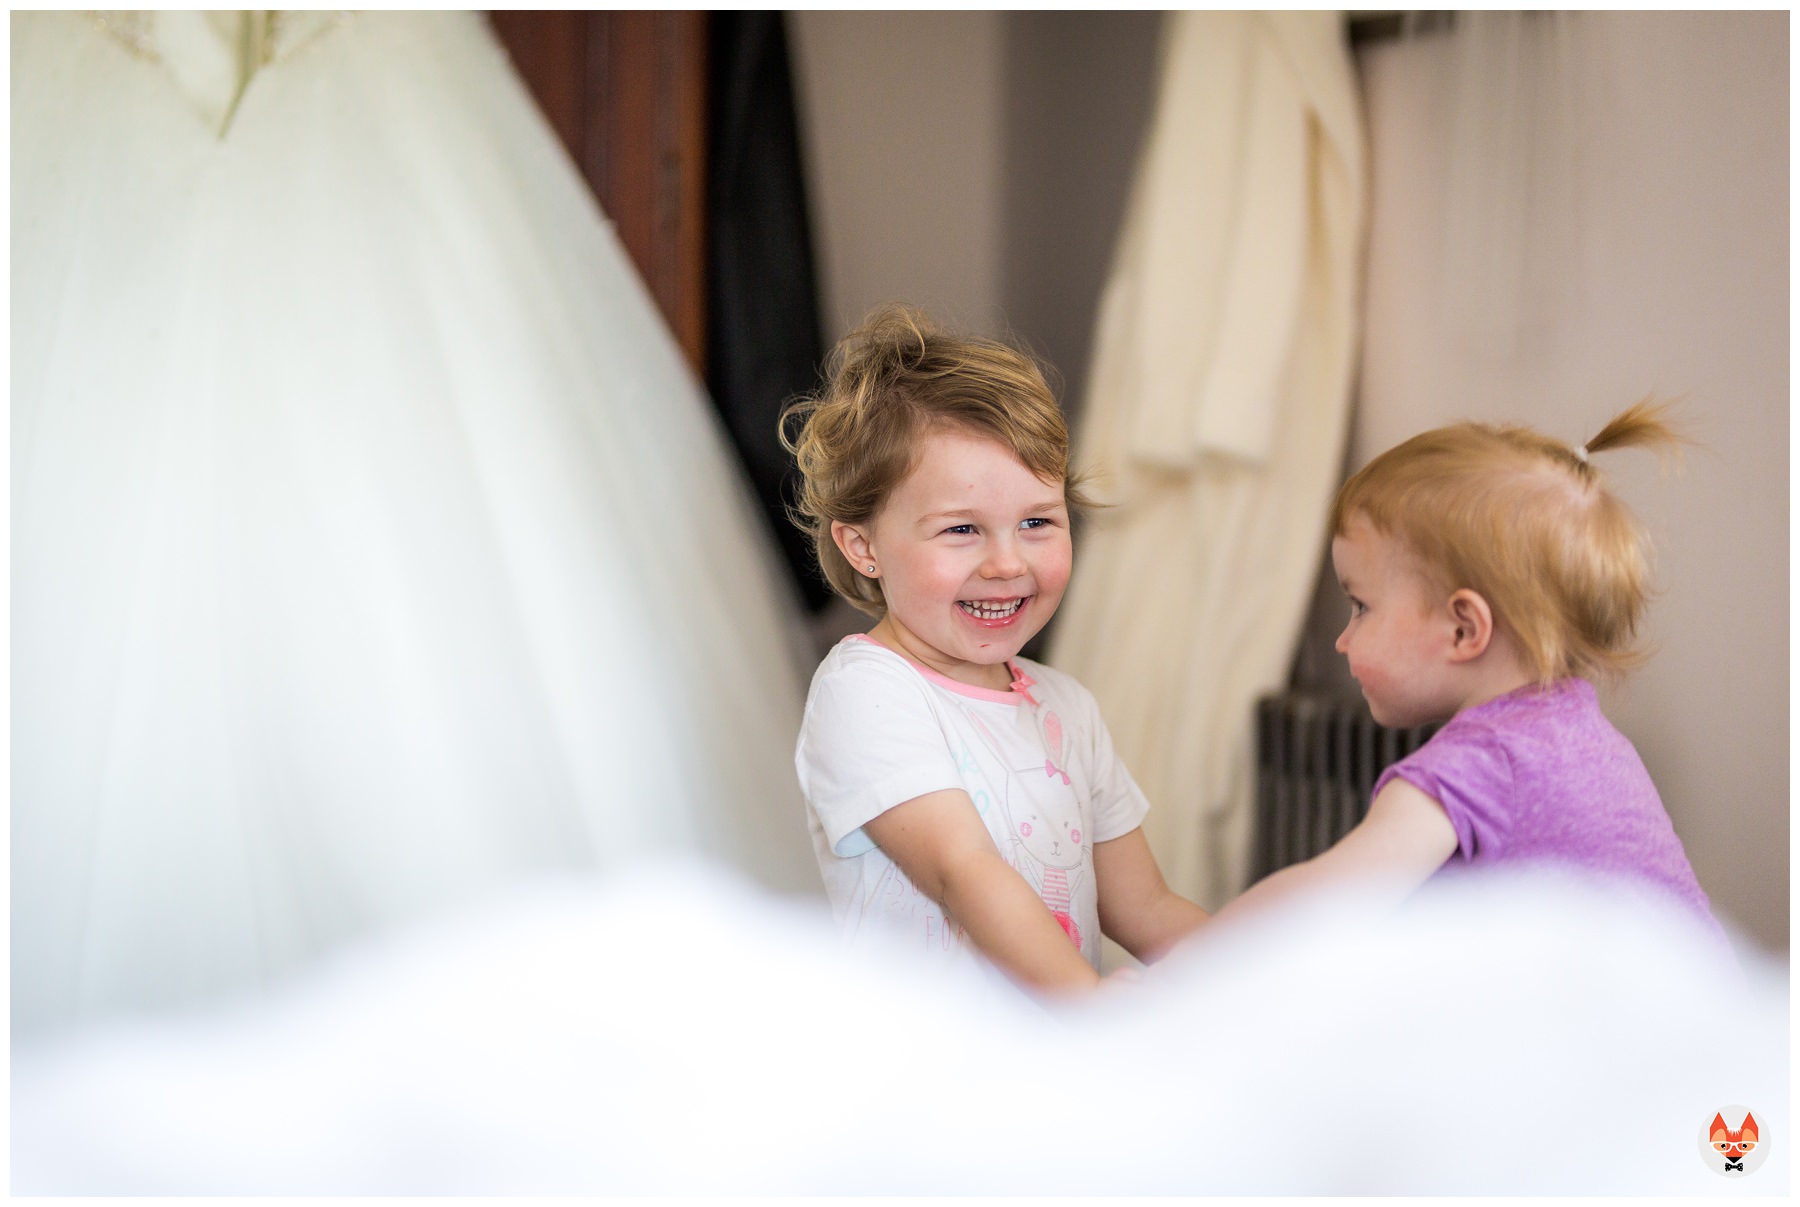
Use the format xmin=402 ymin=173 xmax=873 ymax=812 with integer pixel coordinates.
xmin=958 ymin=597 xmax=1026 ymax=621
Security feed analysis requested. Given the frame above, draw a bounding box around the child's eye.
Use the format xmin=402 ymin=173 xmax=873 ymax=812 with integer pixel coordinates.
xmin=1021 ymin=517 xmax=1057 ymax=531
xmin=1346 ymin=597 xmax=1367 ymax=618
xmin=942 ymin=523 xmax=977 ymax=536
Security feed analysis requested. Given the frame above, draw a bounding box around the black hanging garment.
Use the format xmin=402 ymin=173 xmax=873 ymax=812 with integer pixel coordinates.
xmin=706 ymin=11 xmax=831 ymax=610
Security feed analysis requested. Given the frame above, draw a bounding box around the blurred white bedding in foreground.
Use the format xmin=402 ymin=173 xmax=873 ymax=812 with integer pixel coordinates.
xmin=13 ymin=858 xmax=1785 ymax=1196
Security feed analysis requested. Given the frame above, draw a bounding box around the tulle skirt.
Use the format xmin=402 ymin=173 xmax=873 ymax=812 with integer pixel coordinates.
xmin=12 ymin=864 xmax=1776 ymax=1194
xmin=12 ymin=10 xmax=820 ymax=1036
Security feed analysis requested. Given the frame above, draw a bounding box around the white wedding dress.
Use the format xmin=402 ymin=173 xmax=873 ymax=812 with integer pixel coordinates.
xmin=12 ymin=863 xmax=1776 ymax=1194
xmin=12 ymin=10 xmax=821 ymax=1037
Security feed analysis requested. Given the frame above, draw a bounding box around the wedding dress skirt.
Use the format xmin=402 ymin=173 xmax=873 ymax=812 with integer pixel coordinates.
xmin=13 ymin=863 xmax=1773 ymax=1194
xmin=12 ymin=11 xmax=820 ymax=1037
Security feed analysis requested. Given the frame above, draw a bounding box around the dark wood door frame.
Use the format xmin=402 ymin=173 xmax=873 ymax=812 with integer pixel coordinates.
xmin=489 ymin=10 xmax=708 ymax=374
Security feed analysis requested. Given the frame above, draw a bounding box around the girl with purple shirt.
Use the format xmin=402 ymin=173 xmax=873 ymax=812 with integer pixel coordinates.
xmin=1214 ymin=402 xmax=1725 ymax=945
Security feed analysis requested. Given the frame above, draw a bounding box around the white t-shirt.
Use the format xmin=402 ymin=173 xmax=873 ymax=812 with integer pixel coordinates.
xmin=795 ymin=635 xmax=1150 ymax=971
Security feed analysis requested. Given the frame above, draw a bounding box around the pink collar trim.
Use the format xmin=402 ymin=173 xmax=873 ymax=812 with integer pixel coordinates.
xmin=843 ymin=633 xmax=1036 ymax=705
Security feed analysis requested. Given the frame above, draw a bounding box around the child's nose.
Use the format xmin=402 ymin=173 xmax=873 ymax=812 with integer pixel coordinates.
xmin=1334 ymin=624 xmax=1351 ymax=654
xmin=982 ymin=539 xmax=1026 ymax=579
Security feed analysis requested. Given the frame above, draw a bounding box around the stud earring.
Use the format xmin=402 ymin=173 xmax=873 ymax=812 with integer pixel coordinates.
xmin=867 ymin=564 xmax=877 ymax=575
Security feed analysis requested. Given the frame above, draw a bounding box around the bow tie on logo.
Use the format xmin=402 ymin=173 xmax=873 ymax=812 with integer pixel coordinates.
xmin=1726 ymin=1160 xmax=1745 ymax=1172
xmin=1044 ymin=760 xmax=1070 ymax=786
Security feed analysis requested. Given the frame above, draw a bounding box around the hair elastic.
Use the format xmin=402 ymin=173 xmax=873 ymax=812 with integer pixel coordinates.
xmin=1573 ymin=443 xmax=1590 ymax=464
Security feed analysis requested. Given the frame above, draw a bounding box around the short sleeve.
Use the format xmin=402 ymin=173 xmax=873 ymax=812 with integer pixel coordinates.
xmin=1374 ymin=722 xmax=1515 ymax=860
xmin=796 ymin=652 xmax=969 ymax=858
xmin=1049 ymin=666 xmax=1150 ymax=843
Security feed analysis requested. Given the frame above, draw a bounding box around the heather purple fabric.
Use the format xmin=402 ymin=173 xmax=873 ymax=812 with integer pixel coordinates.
xmin=1375 ymin=678 xmax=1725 ymax=943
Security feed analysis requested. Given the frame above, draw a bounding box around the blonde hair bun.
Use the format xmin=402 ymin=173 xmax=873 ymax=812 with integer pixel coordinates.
xmin=1331 ymin=399 xmax=1687 ymax=683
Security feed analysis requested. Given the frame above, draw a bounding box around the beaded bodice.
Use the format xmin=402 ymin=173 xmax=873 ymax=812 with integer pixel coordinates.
xmin=88 ymin=10 xmax=350 ymax=135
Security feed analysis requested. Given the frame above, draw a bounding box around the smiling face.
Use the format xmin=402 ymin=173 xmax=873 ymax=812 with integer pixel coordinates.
xmin=840 ymin=427 xmax=1072 ymax=691
xmin=1330 ymin=514 xmax=1460 ymax=728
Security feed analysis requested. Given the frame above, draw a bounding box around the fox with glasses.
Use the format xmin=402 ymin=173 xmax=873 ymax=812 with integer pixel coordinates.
xmin=1709 ymin=1112 xmax=1758 ymax=1172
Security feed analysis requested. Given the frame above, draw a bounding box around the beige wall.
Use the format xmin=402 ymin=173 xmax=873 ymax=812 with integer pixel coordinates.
xmin=789 ymin=11 xmax=1789 ymax=952
xmin=788 ymin=10 xmax=1160 ymax=399
xmin=788 ymin=12 xmax=1009 ymax=341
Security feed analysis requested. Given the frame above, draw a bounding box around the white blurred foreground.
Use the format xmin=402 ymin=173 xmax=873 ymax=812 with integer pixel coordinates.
xmin=13 ymin=859 xmax=1786 ymax=1196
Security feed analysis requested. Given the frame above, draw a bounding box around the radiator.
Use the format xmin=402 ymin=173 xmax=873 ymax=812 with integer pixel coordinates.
xmin=1250 ymin=692 xmax=1438 ymax=881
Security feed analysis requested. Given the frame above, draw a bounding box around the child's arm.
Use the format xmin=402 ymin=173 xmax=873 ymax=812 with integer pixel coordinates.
xmin=1093 ymin=827 xmax=1210 ymax=963
xmin=864 ymin=788 xmax=1102 ymax=994
xmin=1209 ymin=777 xmax=1459 ymax=926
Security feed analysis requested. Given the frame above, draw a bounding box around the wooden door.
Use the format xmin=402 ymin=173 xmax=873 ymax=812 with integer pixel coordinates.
xmin=489 ymin=10 xmax=708 ymax=373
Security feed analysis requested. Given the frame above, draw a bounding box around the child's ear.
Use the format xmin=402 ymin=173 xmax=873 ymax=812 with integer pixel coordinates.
xmin=1444 ymin=589 xmax=1495 ymax=662
xmin=830 ymin=521 xmax=876 ymax=576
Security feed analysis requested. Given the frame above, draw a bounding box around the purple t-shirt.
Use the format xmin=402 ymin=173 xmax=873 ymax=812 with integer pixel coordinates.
xmin=1375 ymin=679 xmax=1723 ymax=940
